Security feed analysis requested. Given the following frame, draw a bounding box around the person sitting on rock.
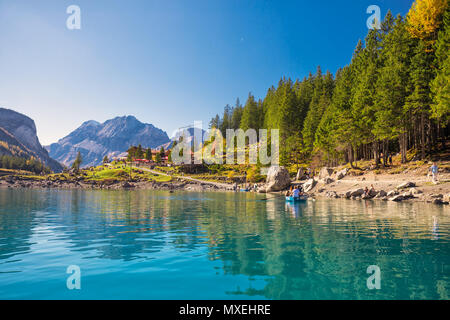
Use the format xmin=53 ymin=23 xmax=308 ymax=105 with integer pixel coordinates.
xmin=285 ymin=186 xmax=293 ymax=197
xmin=364 ymin=186 xmax=369 ymax=196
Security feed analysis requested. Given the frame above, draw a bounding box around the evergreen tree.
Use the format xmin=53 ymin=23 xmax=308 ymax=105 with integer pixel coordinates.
xmin=138 ymin=144 xmax=145 ymax=159
xmin=294 ymin=74 xmax=314 ymax=126
xmin=72 ymin=151 xmax=83 ymax=172
xmin=240 ymin=93 xmax=260 ymax=131
xmin=209 ymin=114 xmax=221 ymax=129
xmin=263 ymin=86 xmax=279 ymax=130
xmin=351 ymin=28 xmax=383 ymax=164
xmin=302 ymin=67 xmax=334 ymax=155
xmin=145 ymin=148 xmax=152 ymax=161
xmin=231 ymin=98 xmax=243 ymax=129
xmin=278 ymin=78 xmax=300 ymax=139
xmin=155 ymin=152 xmax=162 ymax=164
xmin=374 ymin=15 xmax=413 ymax=163
xmin=220 ymin=104 xmax=232 ymax=136
xmin=406 ymin=40 xmax=435 ymax=159
xmin=316 ymin=66 xmax=357 ymax=165
xmin=431 ymin=5 xmax=450 ymax=124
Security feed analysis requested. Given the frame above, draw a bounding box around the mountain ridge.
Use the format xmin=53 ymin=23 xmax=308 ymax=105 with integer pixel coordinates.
xmin=0 ymin=108 xmax=63 ymax=172
xmin=46 ymin=115 xmax=171 ymax=167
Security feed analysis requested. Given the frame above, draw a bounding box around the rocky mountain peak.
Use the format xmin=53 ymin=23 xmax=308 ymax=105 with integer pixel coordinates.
xmin=0 ymin=107 xmax=63 ymax=172
xmin=46 ymin=115 xmax=170 ymax=168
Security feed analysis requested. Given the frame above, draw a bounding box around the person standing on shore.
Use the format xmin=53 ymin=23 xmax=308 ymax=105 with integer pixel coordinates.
xmin=430 ymin=162 xmax=439 ymax=184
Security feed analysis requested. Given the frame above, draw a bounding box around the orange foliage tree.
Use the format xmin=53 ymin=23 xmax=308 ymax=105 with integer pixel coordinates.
xmin=407 ymin=0 xmax=448 ymax=47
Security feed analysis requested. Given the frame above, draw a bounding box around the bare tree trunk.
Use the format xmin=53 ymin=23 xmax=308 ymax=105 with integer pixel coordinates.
xmin=382 ymin=140 xmax=387 ymax=167
xmin=401 ymin=132 xmax=407 ymax=163
xmin=420 ymin=112 xmax=425 ymax=159
xmin=349 ymin=146 xmax=355 ymax=169
xmin=373 ymin=141 xmax=379 ymax=168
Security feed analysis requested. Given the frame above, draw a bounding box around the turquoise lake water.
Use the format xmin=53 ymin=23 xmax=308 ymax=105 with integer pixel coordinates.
xmin=0 ymin=189 xmax=449 ymax=300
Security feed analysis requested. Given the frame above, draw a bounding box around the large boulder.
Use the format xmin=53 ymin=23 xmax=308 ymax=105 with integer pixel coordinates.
xmin=326 ymin=191 xmax=339 ymax=198
xmin=368 ymin=189 xmax=378 ymax=198
xmin=265 ymin=166 xmax=291 ymax=192
xmin=402 ymin=191 xmax=414 ymax=199
xmin=432 ymin=198 xmax=446 ymax=205
xmin=322 ymin=177 xmax=334 ymax=184
xmin=387 ymin=190 xmax=398 ymax=197
xmin=389 ymin=195 xmax=404 ymax=202
xmin=296 ymin=168 xmax=305 ymax=180
xmin=396 ymin=181 xmax=416 ymax=189
xmin=319 ymin=167 xmax=334 ymax=179
xmin=375 ymin=190 xmax=387 ymax=198
xmin=346 ymin=188 xmax=364 ymax=198
xmin=336 ymin=168 xmax=349 ymax=180
xmin=303 ymin=179 xmax=317 ymax=192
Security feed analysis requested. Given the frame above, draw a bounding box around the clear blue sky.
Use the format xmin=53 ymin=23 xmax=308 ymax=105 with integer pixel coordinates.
xmin=0 ymin=0 xmax=413 ymax=145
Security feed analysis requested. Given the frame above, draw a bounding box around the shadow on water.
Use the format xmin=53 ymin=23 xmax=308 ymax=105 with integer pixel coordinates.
xmin=0 ymin=188 xmax=448 ymax=299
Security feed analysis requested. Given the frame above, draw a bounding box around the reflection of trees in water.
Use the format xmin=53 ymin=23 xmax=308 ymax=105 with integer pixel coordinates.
xmin=201 ymin=198 xmax=449 ymax=299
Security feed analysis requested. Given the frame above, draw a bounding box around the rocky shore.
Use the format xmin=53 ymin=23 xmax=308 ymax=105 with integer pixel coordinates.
xmin=297 ymin=166 xmax=450 ymax=205
xmin=1 ymin=165 xmax=449 ymax=206
xmin=0 ymin=175 xmax=231 ymax=192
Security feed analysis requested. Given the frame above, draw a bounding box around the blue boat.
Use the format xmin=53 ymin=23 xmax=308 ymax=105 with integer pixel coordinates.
xmin=285 ymin=195 xmax=308 ymax=202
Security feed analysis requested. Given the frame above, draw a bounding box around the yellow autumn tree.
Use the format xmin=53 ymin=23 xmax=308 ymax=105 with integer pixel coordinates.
xmin=407 ymin=0 xmax=448 ymax=46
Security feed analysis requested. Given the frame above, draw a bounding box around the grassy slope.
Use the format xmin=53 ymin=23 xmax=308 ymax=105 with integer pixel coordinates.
xmin=0 ymin=163 xmax=172 ymax=183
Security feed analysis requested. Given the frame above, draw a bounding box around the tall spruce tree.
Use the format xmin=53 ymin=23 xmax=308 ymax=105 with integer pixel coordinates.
xmin=231 ymin=98 xmax=243 ymax=129
xmin=406 ymin=40 xmax=435 ymax=159
xmin=431 ymin=5 xmax=450 ymax=125
xmin=301 ymin=66 xmax=324 ymax=154
xmin=240 ymin=93 xmax=260 ymax=132
xmin=374 ymin=15 xmax=413 ymax=164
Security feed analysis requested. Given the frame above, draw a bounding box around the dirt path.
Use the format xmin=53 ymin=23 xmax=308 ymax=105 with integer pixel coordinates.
xmin=138 ymin=166 xmax=233 ymax=190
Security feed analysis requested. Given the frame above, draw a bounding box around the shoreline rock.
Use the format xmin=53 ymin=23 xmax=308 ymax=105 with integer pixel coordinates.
xmin=264 ymin=166 xmax=291 ymax=192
